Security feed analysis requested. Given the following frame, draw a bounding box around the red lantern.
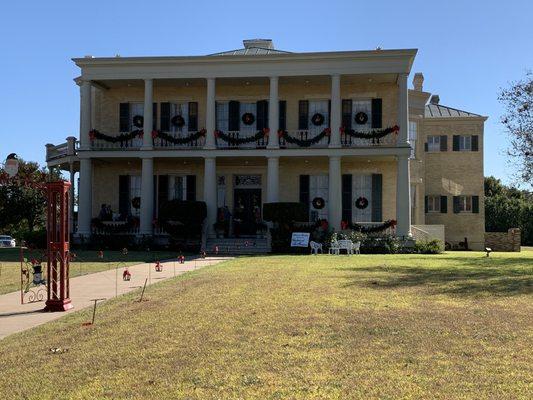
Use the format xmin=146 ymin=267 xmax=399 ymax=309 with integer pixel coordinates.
xmin=122 ymin=268 xmax=131 ymax=281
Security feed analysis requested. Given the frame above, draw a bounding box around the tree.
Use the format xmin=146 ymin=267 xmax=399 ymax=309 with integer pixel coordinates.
xmin=0 ymin=160 xmax=60 ymax=239
xmin=484 ymin=176 xmax=533 ymax=245
xmin=498 ymin=71 xmax=533 ymax=187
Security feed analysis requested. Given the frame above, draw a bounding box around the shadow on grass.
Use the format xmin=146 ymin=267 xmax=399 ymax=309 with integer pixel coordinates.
xmin=341 ymin=257 xmax=533 ymax=297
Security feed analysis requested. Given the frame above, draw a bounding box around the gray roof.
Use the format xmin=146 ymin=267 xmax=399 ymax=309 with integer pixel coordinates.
xmin=209 ymin=47 xmax=292 ymax=56
xmin=425 ymin=103 xmax=482 ymax=118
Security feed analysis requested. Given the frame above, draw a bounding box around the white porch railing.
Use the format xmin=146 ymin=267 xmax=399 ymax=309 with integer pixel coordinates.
xmin=341 ymin=132 xmax=397 ymax=147
xmin=90 ymin=136 xmax=144 ymax=150
xmin=45 ymin=137 xmax=78 ymax=161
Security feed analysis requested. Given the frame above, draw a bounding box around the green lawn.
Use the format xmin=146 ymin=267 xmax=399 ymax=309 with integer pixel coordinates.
xmin=0 ymin=251 xmax=532 ymax=399
xmin=0 ymin=248 xmax=184 ymax=295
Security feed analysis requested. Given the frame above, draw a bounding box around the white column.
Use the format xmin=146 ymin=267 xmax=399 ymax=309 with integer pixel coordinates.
xmin=140 ymin=158 xmax=154 ymax=235
xmin=396 ymin=155 xmax=411 ymax=237
xmin=329 ymin=74 xmax=341 ymax=148
xmin=142 ymin=79 xmax=153 ymax=149
xmin=204 ymin=78 xmax=216 ymax=149
xmin=267 ymin=157 xmax=279 ymax=202
xmin=398 ymin=73 xmax=409 ymax=146
xmin=267 ymin=76 xmax=279 ymax=149
xmin=77 ymin=158 xmax=92 ymax=236
xmin=69 ymin=164 xmax=75 ymax=234
xmin=203 ymin=157 xmax=217 ymax=234
xmin=79 ymin=80 xmax=92 ymax=150
xmin=328 ymin=156 xmax=342 ymax=230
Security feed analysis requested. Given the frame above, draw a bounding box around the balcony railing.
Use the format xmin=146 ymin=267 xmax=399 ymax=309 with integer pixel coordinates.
xmin=215 ymin=130 xmax=268 ymax=149
xmin=45 ymin=137 xmax=78 ymax=161
xmin=280 ymin=130 xmax=330 ymax=148
xmin=341 ymin=132 xmax=397 ymax=147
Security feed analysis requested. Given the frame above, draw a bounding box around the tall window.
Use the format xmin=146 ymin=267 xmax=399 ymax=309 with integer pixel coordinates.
xmin=427 ymin=135 xmax=441 ymax=152
xmin=459 ymin=135 xmax=472 ymax=151
xmin=168 ymin=175 xmax=187 ymax=201
xmin=129 ymin=176 xmax=142 ymax=216
xmin=409 ymin=121 xmax=418 ymax=158
xmin=427 ymin=195 xmax=441 ymax=212
xmin=170 ymin=103 xmax=188 ymax=134
xmin=216 ymin=102 xmax=229 ymax=132
xmin=309 ymin=175 xmax=329 ymax=221
xmin=457 ymin=195 xmax=472 ymax=212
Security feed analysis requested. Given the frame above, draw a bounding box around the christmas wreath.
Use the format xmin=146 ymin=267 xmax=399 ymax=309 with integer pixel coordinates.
xmin=355 ymin=196 xmax=369 ymax=209
xmin=132 ymin=115 xmax=144 ymax=128
xmin=311 ymin=113 xmax=325 ymax=126
xmin=171 ymin=115 xmax=185 ymax=128
xmin=312 ymin=197 xmax=325 ymax=210
xmin=355 ymin=112 xmax=368 ymax=125
xmin=241 ymin=112 xmax=255 ymax=125
xmin=131 ymin=197 xmax=141 ymax=210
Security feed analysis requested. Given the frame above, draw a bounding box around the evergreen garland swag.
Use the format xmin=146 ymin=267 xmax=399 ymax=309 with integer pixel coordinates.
xmin=277 ymin=128 xmax=331 ymax=147
xmin=152 ymin=129 xmax=206 ymax=144
xmin=215 ymin=128 xmax=269 ymax=145
xmin=340 ymin=125 xmax=400 ymax=142
xmin=89 ymin=129 xmax=143 ymax=143
xmin=348 ymin=219 xmax=397 ymax=233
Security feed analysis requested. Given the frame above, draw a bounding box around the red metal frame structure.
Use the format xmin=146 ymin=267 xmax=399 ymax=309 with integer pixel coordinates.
xmin=44 ymin=181 xmax=73 ymax=311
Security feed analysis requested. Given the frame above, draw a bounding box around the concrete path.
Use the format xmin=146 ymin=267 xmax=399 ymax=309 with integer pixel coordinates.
xmin=0 ymin=256 xmax=230 ymax=340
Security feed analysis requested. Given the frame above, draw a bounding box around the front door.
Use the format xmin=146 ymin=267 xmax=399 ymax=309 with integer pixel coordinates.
xmin=233 ymin=189 xmax=261 ymax=236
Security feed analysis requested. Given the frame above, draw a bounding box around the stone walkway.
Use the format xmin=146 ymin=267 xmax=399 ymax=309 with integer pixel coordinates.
xmin=0 ymin=257 xmax=230 ymax=340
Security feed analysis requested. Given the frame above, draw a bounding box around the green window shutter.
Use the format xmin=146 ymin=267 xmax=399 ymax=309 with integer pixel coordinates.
xmin=298 ymin=100 xmax=309 ymax=130
xmin=152 ymin=103 xmax=157 ymax=130
xmin=440 ymin=196 xmax=448 ymax=213
xmin=440 ymin=135 xmax=448 ymax=151
xmin=278 ymin=100 xmax=287 ymax=131
xmin=186 ymin=175 xmax=196 ymax=201
xmin=471 ymin=135 xmax=479 ymax=151
xmin=160 ymin=102 xmax=170 ymax=132
xmin=299 ymin=175 xmax=310 ymax=221
xmin=472 ymin=196 xmax=479 ymax=213
xmin=157 ymin=175 xmax=168 ymax=216
xmin=371 ymin=174 xmax=383 ymax=222
xmin=453 ymin=196 xmax=460 ymax=213
xmin=342 ymin=99 xmax=352 ymax=129
xmin=119 ymin=103 xmax=130 ymax=132
xmin=371 ymin=98 xmax=382 ymax=129
xmin=256 ymin=100 xmax=268 ymax=130
xmin=424 ymin=196 xmax=429 ymax=213
xmin=342 ymin=174 xmax=352 ymax=224
xmin=188 ymin=102 xmax=198 ymax=132
xmin=228 ymin=101 xmax=240 ymax=131
xmin=453 ymin=135 xmax=460 ymax=151
xmin=118 ymin=175 xmax=130 ymax=217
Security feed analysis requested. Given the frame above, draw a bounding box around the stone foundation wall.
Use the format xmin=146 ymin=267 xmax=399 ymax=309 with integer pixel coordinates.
xmin=484 ymin=229 xmax=521 ymax=252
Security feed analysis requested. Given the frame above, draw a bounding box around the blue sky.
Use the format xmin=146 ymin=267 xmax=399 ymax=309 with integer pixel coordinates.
xmin=1 ymin=0 xmax=531 ymax=185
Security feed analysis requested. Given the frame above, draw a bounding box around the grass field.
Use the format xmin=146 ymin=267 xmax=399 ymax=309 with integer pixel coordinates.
xmin=0 ymin=248 xmax=184 ymax=295
xmin=0 ymin=251 xmax=532 ymax=399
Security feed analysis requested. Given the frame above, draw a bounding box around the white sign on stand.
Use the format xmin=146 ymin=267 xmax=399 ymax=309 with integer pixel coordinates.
xmin=290 ymin=232 xmax=310 ymax=248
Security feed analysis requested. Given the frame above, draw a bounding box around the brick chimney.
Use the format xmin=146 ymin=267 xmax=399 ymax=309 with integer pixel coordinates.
xmin=430 ymin=94 xmax=440 ymax=105
xmin=413 ymin=73 xmax=424 ymax=91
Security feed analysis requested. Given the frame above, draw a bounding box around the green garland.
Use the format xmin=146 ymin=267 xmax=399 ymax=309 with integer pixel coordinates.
xmin=89 ymin=129 xmax=142 ymax=143
xmin=341 ymin=125 xmax=399 ymax=143
xmin=349 ymin=219 xmax=397 ymax=233
xmin=215 ymin=129 xmax=268 ymax=145
xmin=152 ymin=129 xmax=206 ymax=145
xmin=278 ymin=128 xmax=330 ymax=147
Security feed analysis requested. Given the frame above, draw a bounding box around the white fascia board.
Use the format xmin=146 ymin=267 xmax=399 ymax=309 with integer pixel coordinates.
xmin=76 ymin=147 xmax=412 ymax=159
xmin=74 ymin=50 xmax=417 ymax=80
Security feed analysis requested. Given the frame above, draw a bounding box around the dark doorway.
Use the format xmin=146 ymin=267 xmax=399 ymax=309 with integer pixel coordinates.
xmin=233 ymin=189 xmax=261 ymax=236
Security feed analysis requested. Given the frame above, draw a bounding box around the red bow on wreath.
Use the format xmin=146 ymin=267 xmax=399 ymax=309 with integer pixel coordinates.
xmin=339 ymin=127 xmax=345 ymax=133
xmin=277 ymin=129 xmax=284 ymax=138
xmin=214 ymin=130 xmax=220 ymax=138
xmin=263 ymin=127 xmax=270 ymax=136
xmin=392 ymin=125 xmax=400 ymax=134
xmin=325 ymin=128 xmax=331 ymax=136
xmin=199 ymin=128 xmax=207 ymax=136
xmin=151 ymin=130 xmax=158 ymax=139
